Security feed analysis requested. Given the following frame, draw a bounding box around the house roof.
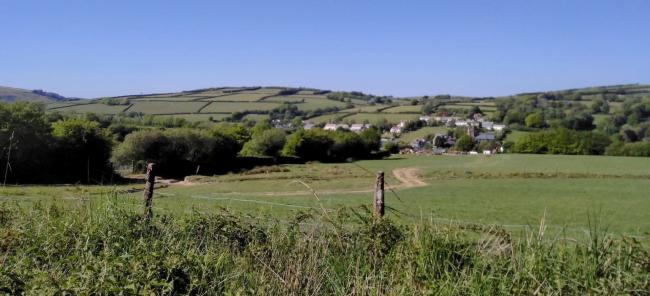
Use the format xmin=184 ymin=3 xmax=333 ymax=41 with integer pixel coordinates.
xmin=475 ymin=133 xmax=495 ymax=141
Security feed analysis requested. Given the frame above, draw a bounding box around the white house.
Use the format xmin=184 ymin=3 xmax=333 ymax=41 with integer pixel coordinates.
xmin=323 ymin=123 xmax=338 ymax=131
xmin=419 ymin=116 xmax=431 ymax=123
xmin=350 ymin=123 xmax=371 ymax=132
xmin=390 ymin=126 xmax=402 ymax=134
xmin=493 ymin=124 xmax=506 ymax=131
xmin=455 ymin=120 xmax=467 ymax=127
xmin=303 ymin=121 xmax=315 ymax=130
xmin=481 ymin=121 xmax=494 ymax=130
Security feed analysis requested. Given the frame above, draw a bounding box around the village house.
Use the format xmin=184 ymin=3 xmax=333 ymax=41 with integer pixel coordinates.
xmin=349 ymin=123 xmax=371 ymax=132
xmin=419 ymin=116 xmax=431 ymax=123
xmin=454 ymin=119 xmax=469 ymax=127
xmin=474 ymin=132 xmax=495 ymax=142
xmin=323 ymin=123 xmax=350 ymax=131
xmin=432 ymin=147 xmax=446 ymax=155
xmin=303 ymin=121 xmax=315 ymax=130
xmin=389 ymin=126 xmax=402 ymax=134
xmin=410 ymin=138 xmax=428 ymax=151
xmin=493 ymin=124 xmax=506 ymax=131
xmin=481 ymin=121 xmax=494 ymax=130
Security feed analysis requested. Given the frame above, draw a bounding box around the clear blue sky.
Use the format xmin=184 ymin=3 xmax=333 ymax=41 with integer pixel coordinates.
xmin=1 ymin=0 xmax=649 ymax=98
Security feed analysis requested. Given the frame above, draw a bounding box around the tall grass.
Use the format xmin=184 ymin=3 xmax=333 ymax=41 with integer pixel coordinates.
xmin=0 ymin=195 xmax=648 ymax=295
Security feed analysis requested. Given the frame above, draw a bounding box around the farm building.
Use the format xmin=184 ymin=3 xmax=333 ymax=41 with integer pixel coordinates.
xmin=475 ymin=132 xmax=495 ymax=142
xmin=350 ymin=123 xmax=371 ymax=132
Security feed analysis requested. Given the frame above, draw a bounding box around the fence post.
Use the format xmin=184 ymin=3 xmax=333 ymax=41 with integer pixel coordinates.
xmin=143 ymin=163 xmax=156 ymax=222
xmin=374 ymin=171 xmax=385 ymax=218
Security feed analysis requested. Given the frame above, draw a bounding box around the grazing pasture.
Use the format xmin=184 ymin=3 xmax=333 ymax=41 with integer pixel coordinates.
xmin=381 ymin=105 xmax=423 ymax=113
xmin=129 ymin=101 xmax=206 ymax=114
xmin=49 ymin=103 xmax=130 ymax=114
xmin=200 ymin=102 xmax=278 ymax=113
xmin=345 ymin=113 xmax=420 ymax=124
xmin=398 ymin=126 xmax=449 ymax=143
xmin=3 ymin=154 xmax=649 ymax=239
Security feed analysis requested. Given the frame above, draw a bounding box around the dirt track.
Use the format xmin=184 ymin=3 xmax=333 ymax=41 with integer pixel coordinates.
xmin=390 ymin=168 xmax=426 ymax=188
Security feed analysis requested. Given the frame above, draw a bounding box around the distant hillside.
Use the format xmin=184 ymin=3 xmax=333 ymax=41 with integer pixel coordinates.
xmin=43 ymin=86 xmax=397 ymax=123
xmin=3 ymin=83 xmax=649 ymax=128
xmin=0 ymin=86 xmax=70 ymax=102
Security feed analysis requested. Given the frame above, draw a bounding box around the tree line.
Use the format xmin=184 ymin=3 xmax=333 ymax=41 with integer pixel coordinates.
xmin=0 ymin=102 xmax=384 ymax=183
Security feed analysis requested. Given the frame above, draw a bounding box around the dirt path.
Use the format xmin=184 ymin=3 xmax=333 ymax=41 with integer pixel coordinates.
xmin=390 ymin=168 xmax=427 ymax=188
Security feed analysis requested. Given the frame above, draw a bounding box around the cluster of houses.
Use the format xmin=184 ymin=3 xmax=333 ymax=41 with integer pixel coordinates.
xmin=387 ymin=114 xmax=505 ymax=135
xmin=418 ymin=114 xmax=505 ymax=131
xmin=298 ymin=112 xmax=508 ymax=155
xmin=401 ymin=114 xmax=507 ymax=155
xmin=301 ymin=122 xmax=373 ymax=133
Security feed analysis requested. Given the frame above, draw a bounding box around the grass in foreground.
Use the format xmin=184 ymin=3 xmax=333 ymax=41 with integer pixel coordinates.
xmin=0 ymin=196 xmax=648 ymax=295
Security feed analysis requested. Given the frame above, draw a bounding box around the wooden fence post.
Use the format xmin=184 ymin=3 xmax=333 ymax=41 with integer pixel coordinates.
xmin=143 ymin=163 xmax=156 ymax=222
xmin=374 ymin=171 xmax=385 ymax=218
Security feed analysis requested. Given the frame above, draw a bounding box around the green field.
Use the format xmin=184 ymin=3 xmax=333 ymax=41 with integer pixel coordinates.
xmin=350 ymin=104 xmax=391 ymax=113
xmin=154 ymin=113 xmax=229 ymax=122
xmin=381 ymin=105 xmax=423 ymax=113
xmin=399 ymin=126 xmax=449 ymax=143
xmin=294 ymin=98 xmax=349 ymax=111
xmin=345 ymin=113 xmax=420 ymax=124
xmin=504 ymin=130 xmax=531 ymax=143
xmin=200 ymin=101 xmax=278 ymax=113
xmin=129 ymin=101 xmax=207 ymax=114
xmin=51 ymin=103 xmax=130 ymax=114
xmin=205 ymin=93 xmax=273 ymax=102
xmin=4 ymin=154 xmax=649 ymax=240
xmin=307 ymin=112 xmax=352 ymax=123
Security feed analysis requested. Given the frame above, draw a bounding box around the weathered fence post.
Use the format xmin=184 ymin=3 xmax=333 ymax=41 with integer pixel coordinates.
xmin=143 ymin=163 xmax=156 ymax=222
xmin=374 ymin=171 xmax=385 ymax=217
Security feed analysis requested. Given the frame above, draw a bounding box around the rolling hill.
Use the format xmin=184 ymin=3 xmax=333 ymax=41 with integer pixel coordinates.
xmin=3 ymin=83 xmax=650 ymax=127
xmin=0 ymin=86 xmax=71 ymax=103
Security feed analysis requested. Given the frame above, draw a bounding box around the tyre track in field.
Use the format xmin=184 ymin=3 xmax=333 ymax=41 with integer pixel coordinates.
xmin=186 ymin=167 xmax=427 ymax=197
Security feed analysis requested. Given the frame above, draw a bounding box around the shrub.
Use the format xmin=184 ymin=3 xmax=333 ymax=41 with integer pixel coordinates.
xmin=240 ymin=128 xmax=287 ymax=158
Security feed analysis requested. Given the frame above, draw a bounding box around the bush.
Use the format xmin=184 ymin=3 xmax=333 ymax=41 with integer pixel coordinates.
xmin=513 ymin=128 xmax=611 ymax=155
xmin=454 ymin=135 xmax=474 ymax=152
xmin=112 ymin=129 xmax=240 ymax=177
xmin=240 ymin=128 xmax=287 ymax=158
xmin=51 ymin=118 xmax=114 ymax=182
xmin=0 ymin=102 xmax=115 ymax=183
xmin=282 ymin=128 xmax=381 ymax=161
xmin=1 ymin=201 xmax=647 ymax=294
xmin=605 ymin=140 xmax=650 ymax=157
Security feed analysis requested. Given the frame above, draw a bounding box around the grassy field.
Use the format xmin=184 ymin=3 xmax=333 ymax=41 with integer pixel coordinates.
xmin=504 ymin=130 xmax=532 ymax=143
xmin=200 ymin=102 xmax=278 ymax=113
xmin=129 ymin=101 xmax=207 ymax=114
xmin=205 ymin=93 xmax=272 ymax=102
xmin=345 ymin=113 xmax=420 ymax=124
xmin=3 ymin=154 xmax=649 ymax=240
xmin=294 ymin=98 xmax=349 ymax=111
xmin=2 ymin=153 xmax=649 ymax=293
xmin=51 ymin=103 xmax=130 ymax=114
xmin=307 ymin=112 xmax=352 ymax=123
xmin=399 ymin=126 xmax=449 ymax=143
xmin=381 ymin=105 xmax=423 ymax=113
xmin=153 ymin=113 xmax=229 ymax=122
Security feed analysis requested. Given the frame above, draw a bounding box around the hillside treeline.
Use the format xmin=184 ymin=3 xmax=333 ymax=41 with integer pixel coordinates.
xmin=0 ymin=102 xmax=383 ymax=183
xmin=0 ymin=103 xmax=114 ymax=183
xmin=499 ymin=89 xmax=650 ymax=156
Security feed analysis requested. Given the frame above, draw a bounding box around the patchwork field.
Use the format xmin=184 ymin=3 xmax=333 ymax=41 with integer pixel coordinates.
xmin=345 ymin=113 xmax=420 ymax=124
xmin=4 ymin=154 xmax=649 ymax=241
xmin=399 ymin=126 xmax=449 ymax=142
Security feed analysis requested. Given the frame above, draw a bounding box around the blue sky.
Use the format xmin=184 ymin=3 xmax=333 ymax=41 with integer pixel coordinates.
xmin=1 ymin=0 xmax=649 ymax=98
